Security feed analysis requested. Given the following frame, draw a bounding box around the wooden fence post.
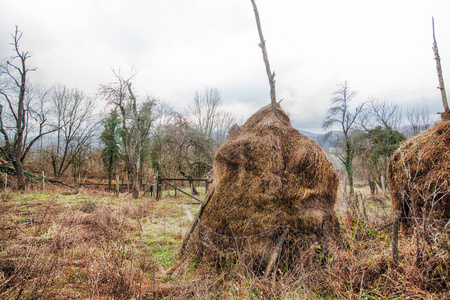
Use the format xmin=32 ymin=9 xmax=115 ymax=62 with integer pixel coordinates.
xmin=152 ymin=172 xmax=158 ymax=198
xmin=156 ymin=177 xmax=162 ymax=200
xmin=392 ymin=211 xmax=401 ymax=266
xmin=381 ymin=175 xmax=386 ymax=197
xmin=116 ymin=175 xmax=120 ymax=196
xmin=205 ymin=180 xmax=210 ymax=194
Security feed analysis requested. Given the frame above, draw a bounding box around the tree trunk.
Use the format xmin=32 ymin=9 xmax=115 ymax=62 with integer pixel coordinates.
xmin=132 ymin=174 xmax=139 ymax=199
xmin=108 ymin=152 xmax=114 ymax=186
xmin=12 ymin=161 xmax=26 ymax=191
xmin=128 ymin=157 xmax=139 ymax=199
xmin=348 ymin=173 xmax=354 ymax=196
xmin=129 ymin=157 xmax=140 ymax=199
xmin=177 ymin=166 xmax=199 ymax=196
xmin=190 ymin=180 xmax=199 ymax=196
xmin=345 ymin=146 xmax=354 ymax=196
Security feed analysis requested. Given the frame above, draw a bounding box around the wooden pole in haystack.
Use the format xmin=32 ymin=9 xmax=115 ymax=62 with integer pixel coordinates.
xmin=432 ymin=17 xmax=449 ymax=119
xmin=392 ymin=211 xmax=401 ymax=267
xmin=250 ymin=0 xmax=277 ymax=116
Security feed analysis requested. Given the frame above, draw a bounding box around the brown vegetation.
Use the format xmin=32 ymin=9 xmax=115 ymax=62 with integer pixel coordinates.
xmin=0 ymin=185 xmax=448 ymax=299
xmin=388 ymin=119 xmax=450 ymax=227
xmin=182 ymin=104 xmax=340 ymax=272
xmin=0 ymin=187 xmax=158 ymax=299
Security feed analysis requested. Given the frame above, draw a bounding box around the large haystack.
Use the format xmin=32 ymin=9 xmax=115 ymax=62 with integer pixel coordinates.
xmin=182 ymin=104 xmax=339 ymax=272
xmin=388 ymin=120 xmax=450 ymax=226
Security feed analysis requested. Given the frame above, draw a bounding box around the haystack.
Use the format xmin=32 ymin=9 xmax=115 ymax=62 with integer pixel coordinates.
xmin=388 ymin=120 xmax=450 ymax=227
xmin=182 ymin=104 xmax=339 ymax=272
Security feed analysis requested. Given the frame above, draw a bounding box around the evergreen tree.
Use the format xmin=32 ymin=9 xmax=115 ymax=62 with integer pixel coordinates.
xmin=100 ymin=109 xmax=121 ymax=185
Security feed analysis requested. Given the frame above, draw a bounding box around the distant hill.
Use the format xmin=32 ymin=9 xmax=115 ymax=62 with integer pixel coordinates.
xmin=299 ymin=130 xmax=341 ymax=153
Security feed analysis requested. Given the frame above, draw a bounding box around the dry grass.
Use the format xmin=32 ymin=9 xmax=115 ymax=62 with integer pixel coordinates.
xmin=0 ymin=186 xmax=198 ymax=299
xmin=388 ymin=119 xmax=450 ymax=226
xmin=0 ymin=184 xmax=448 ymax=299
xmin=170 ymin=184 xmax=449 ymax=299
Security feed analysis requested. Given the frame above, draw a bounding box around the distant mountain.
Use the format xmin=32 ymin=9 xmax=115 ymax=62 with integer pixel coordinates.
xmin=298 ymin=130 xmax=341 ymax=154
xmin=299 ymin=130 xmax=323 ymax=141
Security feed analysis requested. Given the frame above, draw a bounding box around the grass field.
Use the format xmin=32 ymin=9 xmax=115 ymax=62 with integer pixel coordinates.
xmin=0 ymin=185 xmax=448 ymax=299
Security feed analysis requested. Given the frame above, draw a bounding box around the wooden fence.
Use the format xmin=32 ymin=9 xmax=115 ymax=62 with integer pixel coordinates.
xmin=79 ymin=178 xmax=212 ymax=204
xmin=152 ymin=178 xmax=212 ymax=204
xmin=79 ymin=183 xmax=150 ymax=193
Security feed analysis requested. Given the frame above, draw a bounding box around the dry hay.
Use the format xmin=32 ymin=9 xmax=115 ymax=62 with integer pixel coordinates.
xmin=388 ymin=119 xmax=450 ymax=227
xmin=182 ymin=104 xmax=339 ymax=273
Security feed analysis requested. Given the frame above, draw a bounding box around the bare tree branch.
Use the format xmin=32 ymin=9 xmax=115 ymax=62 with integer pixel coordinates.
xmin=250 ymin=0 xmax=277 ymax=116
xmin=432 ymin=17 xmax=449 ymax=118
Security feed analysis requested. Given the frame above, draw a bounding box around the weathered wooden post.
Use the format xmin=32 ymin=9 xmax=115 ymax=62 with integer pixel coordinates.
xmin=153 ymin=171 xmax=161 ymax=200
xmin=432 ymin=17 xmax=449 ymax=119
xmin=392 ymin=211 xmax=401 ymax=266
xmin=264 ymin=227 xmax=289 ymax=280
xmin=381 ymin=175 xmax=386 ymax=197
xmin=116 ymin=175 xmax=120 ymax=196
xmin=205 ymin=180 xmax=210 ymax=194
xmin=152 ymin=171 xmax=158 ymax=198
xmin=156 ymin=177 xmax=162 ymax=200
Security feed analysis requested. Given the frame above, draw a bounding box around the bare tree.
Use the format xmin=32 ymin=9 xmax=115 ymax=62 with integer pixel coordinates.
xmin=152 ymin=114 xmax=211 ymax=195
xmin=188 ymin=87 xmax=235 ymax=145
xmin=134 ymin=96 xmax=159 ymax=185
xmin=49 ymin=85 xmax=98 ymax=179
xmin=355 ymin=98 xmax=405 ymax=191
xmin=100 ymin=70 xmax=158 ymax=199
xmin=406 ymin=103 xmax=433 ymax=136
xmin=214 ymin=110 xmax=235 ymax=145
xmin=323 ymin=81 xmax=365 ymax=196
xmin=363 ymin=98 xmax=402 ymax=131
xmin=0 ymin=26 xmax=56 ymax=190
xmin=189 ymin=88 xmax=221 ymax=140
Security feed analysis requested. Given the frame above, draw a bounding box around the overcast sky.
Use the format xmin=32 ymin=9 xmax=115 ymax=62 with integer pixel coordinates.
xmin=1 ymin=0 xmax=449 ymax=132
